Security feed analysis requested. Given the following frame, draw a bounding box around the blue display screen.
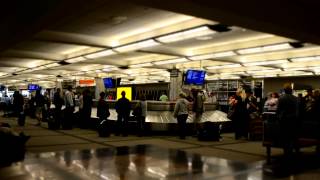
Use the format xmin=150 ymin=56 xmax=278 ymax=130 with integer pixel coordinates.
xmin=185 ymin=70 xmax=206 ymax=85
xmin=28 ymin=84 xmax=40 ymax=90
xmin=103 ymin=78 xmax=114 ymax=88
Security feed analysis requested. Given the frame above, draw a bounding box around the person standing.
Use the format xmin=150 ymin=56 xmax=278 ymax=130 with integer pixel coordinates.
xmin=42 ymin=91 xmax=51 ymax=121
xmin=133 ymin=94 xmax=147 ymax=136
xmin=53 ymin=88 xmax=64 ymax=127
xmin=192 ymin=90 xmax=206 ymax=134
xmin=115 ymin=91 xmax=131 ymax=136
xmin=173 ymin=92 xmax=189 ymax=139
xmin=13 ymin=91 xmax=24 ymax=118
xmin=97 ymin=92 xmax=110 ymax=122
xmin=34 ymin=90 xmax=45 ymax=126
xmin=82 ymin=89 xmax=93 ymax=128
xmin=277 ymin=83 xmax=299 ymax=158
xmin=63 ymin=86 xmax=74 ymax=129
xmin=159 ymin=92 xmax=168 ymax=102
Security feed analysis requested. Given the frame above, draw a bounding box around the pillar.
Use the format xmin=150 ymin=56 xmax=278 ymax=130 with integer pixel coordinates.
xmin=169 ymin=71 xmax=183 ymax=101
xmin=95 ymin=77 xmax=104 ymax=100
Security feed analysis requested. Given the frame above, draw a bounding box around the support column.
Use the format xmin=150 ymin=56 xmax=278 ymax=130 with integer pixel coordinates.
xmin=95 ymin=77 xmax=104 ymax=100
xmin=169 ymin=71 xmax=183 ymax=101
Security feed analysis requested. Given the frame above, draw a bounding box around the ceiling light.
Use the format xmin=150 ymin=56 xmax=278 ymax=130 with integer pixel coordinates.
xmin=206 ymin=64 xmax=241 ymax=70
xmin=253 ymin=75 xmax=277 ymax=78
xmin=129 ymin=62 xmax=153 ymax=68
xmin=247 ymin=69 xmax=282 ymax=74
xmin=283 ymin=67 xmax=307 ymax=71
xmin=279 ymin=73 xmax=313 ymax=77
xmin=220 ymin=71 xmax=246 ymax=75
xmin=153 ymin=58 xmax=189 ymax=65
xmin=65 ymin=56 xmax=86 ymax=63
xmin=290 ymin=56 xmax=320 ymax=62
xmin=32 ymin=66 xmax=47 ymax=71
xmin=237 ymin=43 xmax=293 ymax=55
xmin=84 ymin=49 xmax=115 ymax=59
xmin=156 ymin=26 xmax=216 ymax=43
xmin=189 ymin=51 xmax=236 ymax=61
xmin=115 ymin=39 xmax=160 ymax=52
xmin=45 ymin=63 xmax=60 ymax=68
xmin=243 ymin=59 xmax=288 ymax=66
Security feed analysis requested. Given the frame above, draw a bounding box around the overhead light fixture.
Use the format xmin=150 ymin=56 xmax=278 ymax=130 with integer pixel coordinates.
xmin=283 ymin=67 xmax=308 ymax=71
xmin=45 ymin=63 xmax=60 ymax=68
xmin=129 ymin=62 xmax=153 ymax=68
xmin=32 ymin=66 xmax=47 ymax=71
xmin=65 ymin=56 xmax=86 ymax=63
xmin=243 ymin=59 xmax=288 ymax=66
xmin=115 ymin=39 xmax=160 ymax=52
xmin=253 ymin=75 xmax=277 ymax=78
xmin=153 ymin=58 xmax=189 ymax=65
xmin=220 ymin=71 xmax=246 ymax=75
xmin=84 ymin=49 xmax=115 ymax=59
xmin=290 ymin=56 xmax=320 ymax=62
xmin=189 ymin=51 xmax=236 ymax=61
xmin=206 ymin=64 xmax=241 ymax=70
xmin=156 ymin=26 xmax=216 ymax=43
xmin=247 ymin=69 xmax=282 ymax=74
xmin=279 ymin=72 xmax=313 ymax=77
xmin=236 ymin=43 xmax=293 ymax=55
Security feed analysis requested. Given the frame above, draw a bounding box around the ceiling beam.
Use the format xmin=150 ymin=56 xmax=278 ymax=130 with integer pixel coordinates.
xmin=0 ymin=49 xmax=64 ymax=61
xmin=130 ymin=0 xmax=320 ymax=45
xmin=33 ymin=30 xmax=111 ymax=48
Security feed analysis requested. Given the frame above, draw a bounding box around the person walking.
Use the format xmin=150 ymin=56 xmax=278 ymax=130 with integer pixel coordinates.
xmin=115 ymin=91 xmax=131 ymax=136
xmin=53 ymin=88 xmax=64 ymax=128
xmin=173 ymin=92 xmax=189 ymax=139
xmin=81 ymin=89 xmax=93 ymax=128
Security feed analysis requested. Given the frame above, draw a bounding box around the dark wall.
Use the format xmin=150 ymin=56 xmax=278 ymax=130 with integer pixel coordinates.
xmin=264 ymin=76 xmax=320 ymax=95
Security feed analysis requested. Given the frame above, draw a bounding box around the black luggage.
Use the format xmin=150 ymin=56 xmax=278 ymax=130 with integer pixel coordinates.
xmin=197 ymin=122 xmax=221 ymax=141
xmin=48 ymin=109 xmax=60 ymax=130
xmin=98 ymin=120 xmax=110 ymax=137
xmin=17 ymin=112 xmax=25 ymax=126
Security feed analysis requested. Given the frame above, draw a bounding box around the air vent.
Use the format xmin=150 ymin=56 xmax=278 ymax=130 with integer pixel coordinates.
xmin=58 ymin=61 xmax=70 ymax=65
xmin=209 ymin=24 xmax=231 ymax=32
xmin=119 ymin=66 xmax=129 ymax=69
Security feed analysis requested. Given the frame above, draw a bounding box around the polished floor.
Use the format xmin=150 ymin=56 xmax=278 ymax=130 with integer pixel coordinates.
xmin=1 ymin=116 xmax=320 ymax=179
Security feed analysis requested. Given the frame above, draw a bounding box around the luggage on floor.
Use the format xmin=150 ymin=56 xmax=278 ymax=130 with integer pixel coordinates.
xmin=98 ymin=120 xmax=110 ymax=137
xmin=197 ymin=121 xmax=221 ymax=141
xmin=48 ymin=109 xmax=60 ymax=130
xmin=17 ymin=112 xmax=25 ymax=126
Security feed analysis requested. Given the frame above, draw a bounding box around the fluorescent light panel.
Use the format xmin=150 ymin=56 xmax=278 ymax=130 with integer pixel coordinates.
xmin=243 ymin=59 xmax=288 ymax=66
xmin=129 ymin=62 xmax=153 ymax=68
xmin=45 ymin=63 xmax=60 ymax=68
xmin=154 ymin=58 xmax=189 ymax=65
xmin=115 ymin=39 xmax=160 ymax=52
xmin=290 ymin=56 xmax=320 ymax=62
xmin=206 ymin=64 xmax=241 ymax=70
xmin=84 ymin=49 xmax=115 ymax=59
xmin=65 ymin=56 xmax=86 ymax=63
xmin=156 ymin=26 xmax=216 ymax=43
xmin=237 ymin=43 xmax=292 ymax=55
xmin=247 ymin=69 xmax=282 ymax=74
xmin=189 ymin=51 xmax=236 ymax=61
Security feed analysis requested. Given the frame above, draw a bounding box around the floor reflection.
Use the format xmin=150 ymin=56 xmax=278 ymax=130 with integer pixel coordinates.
xmin=2 ymin=145 xmax=320 ymax=179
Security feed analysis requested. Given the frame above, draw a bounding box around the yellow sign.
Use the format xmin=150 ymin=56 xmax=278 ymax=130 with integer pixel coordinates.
xmin=116 ymin=87 xmax=132 ymax=101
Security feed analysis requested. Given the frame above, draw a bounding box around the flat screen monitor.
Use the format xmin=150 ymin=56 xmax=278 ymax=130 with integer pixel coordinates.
xmin=103 ymin=78 xmax=114 ymax=88
xmin=185 ymin=70 xmax=206 ymax=85
xmin=28 ymin=84 xmax=40 ymax=91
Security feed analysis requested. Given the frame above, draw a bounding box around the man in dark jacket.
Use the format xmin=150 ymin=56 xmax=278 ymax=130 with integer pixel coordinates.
xmin=277 ymin=83 xmax=299 ymax=157
xmin=115 ymin=91 xmax=131 ymax=136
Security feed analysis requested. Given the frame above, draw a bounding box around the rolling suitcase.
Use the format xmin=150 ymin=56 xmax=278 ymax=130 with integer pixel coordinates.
xmin=98 ymin=120 xmax=110 ymax=137
xmin=48 ymin=109 xmax=60 ymax=130
xmin=197 ymin=121 xmax=221 ymax=141
xmin=17 ymin=112 xmax=25 ymax=126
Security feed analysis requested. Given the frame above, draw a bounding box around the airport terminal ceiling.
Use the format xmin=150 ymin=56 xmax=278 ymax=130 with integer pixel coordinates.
xmin=1 ymin=0 xmax=320 ymax=88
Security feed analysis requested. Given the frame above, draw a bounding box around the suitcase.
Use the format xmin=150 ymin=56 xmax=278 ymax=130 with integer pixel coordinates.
xmin=48 ymin=109 xmax=60 ymax=130
xmin=98 ymin=120 xmax=110 ymax=137
xmin=197 ymin=121 xmax=221 ymax=141
xmin=17 ymin=112 xmax=25 ymax=126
